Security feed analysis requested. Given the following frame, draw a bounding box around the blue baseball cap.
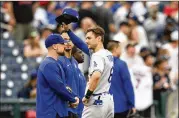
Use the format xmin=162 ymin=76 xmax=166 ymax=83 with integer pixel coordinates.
xmin=55 ymin=8 xmax=79 ymax=24
xmin=45 ymin=33 xmax=68 ymax=48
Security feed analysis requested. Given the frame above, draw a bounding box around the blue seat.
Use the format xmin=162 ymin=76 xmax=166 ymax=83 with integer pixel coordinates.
xmin=1 ymin=47 xmax=13 ymax=56
xmin=1 ymin=39 xmax=9 ymax=47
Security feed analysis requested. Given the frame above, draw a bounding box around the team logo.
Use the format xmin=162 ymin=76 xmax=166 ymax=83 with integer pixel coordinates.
xmin=93 ymin=61 xmax=97 ymax=67
xmin=66 ymin=86 xmax=72 ymax=93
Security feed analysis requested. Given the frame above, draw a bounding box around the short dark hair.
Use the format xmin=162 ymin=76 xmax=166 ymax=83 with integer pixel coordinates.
xmin=119 ymin=21 xmax=129 ymax=28
xmin=154 ymin=58 xmax=167 ymax=68
xmin=107 ymin=40 xmax=119 ymax=52
xmin=143 ymin=54 xmax=152 ymax=62
xmin=85 ymin=25 xmax=105 ymax=42
xmin=126 ymin=43 xmax=135 ymax=49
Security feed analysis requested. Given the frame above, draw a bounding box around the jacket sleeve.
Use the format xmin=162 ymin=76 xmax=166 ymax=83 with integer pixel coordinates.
xmin=119 ymin=61 xmax=135 ymax=108
xmin=42 ymin=63 xmax=76 ymax=103
xmin=67 ymin=30 xmax=90 ymax=56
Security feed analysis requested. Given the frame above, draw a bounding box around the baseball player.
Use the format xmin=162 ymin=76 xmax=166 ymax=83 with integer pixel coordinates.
xmin=56 ymin=8 xmax=87 ymax=118
xmin=57 ymin=31 xmax=86 ymax=118
xmin=72 ymin=47 xmax=87 ymax=118
xmin=37 ymin=34 xmax=79 ymax=118
xmin=61 ymin=24 xmax=114 ymax=118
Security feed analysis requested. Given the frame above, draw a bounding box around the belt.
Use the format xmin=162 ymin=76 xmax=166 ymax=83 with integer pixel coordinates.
xmin=92 ymin=91 xmax=109 ymax=96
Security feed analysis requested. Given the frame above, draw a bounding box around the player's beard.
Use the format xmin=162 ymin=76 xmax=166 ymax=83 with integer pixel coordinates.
xmin=56 ymin=50 xmax=64 ymax=56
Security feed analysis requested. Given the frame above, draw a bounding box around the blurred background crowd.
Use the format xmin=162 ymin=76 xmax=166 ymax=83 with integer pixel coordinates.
xmin=0 ymin=1 xmax=178 ymax=118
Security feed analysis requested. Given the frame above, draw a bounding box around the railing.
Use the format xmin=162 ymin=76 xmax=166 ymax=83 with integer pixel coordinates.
xmin=0 ymin=98 xmax=36 ymax=118
xmin=0 ymin=90 xmax=178 ymax=118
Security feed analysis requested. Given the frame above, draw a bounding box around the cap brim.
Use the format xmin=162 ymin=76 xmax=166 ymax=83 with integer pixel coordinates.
xmin=55 ymin=14 xmax=78 ymax=24
xmin=59 ymin=39 xmax=70 ymax=44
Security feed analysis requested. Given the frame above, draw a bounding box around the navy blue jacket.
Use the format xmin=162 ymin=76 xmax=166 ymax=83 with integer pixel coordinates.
xmin=58 ymin=56 xmax=86 ymax=117
xmin=109 ymin=57 xmax=135 ymax=113
xmin=37 ymin=57 xmax=76 ymax=118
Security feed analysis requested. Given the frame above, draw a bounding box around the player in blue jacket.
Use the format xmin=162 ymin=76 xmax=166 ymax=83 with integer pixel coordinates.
xmin=72 ymin=47 xmax=87 ymax=118
xmin=107 ymin=40 xmax=136 ymax=118
xmin=57 ymin=31 xmax=86 ymax=118
xmin=37 ymin=34 xmax=79 ymax=118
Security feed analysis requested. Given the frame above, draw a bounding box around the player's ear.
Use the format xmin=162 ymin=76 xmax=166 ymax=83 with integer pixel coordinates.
xmin=97 ymin=36 xmax=102 ymax=42
xmin=52 ymin=44 xmax=57 ymax=50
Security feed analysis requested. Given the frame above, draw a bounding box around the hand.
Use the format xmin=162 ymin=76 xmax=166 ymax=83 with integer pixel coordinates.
xmin=163 ymin=83 xmax=170 ymax=89
xmin=30 ymin=88 xmax=36 ymax=98
xmin=69 ymin=97 xmax=79 ymax=108
xmin=60 ymin=22 xmax=70 ymax=32
xmin=82 ymin=97 xmax=89 ymax=106
xmin=132 ymin=108 xmax=136 ymax=114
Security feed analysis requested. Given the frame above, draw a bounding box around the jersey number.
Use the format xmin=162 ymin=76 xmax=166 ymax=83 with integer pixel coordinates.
xmin=108 ymin=67 xmax=113 ymax=83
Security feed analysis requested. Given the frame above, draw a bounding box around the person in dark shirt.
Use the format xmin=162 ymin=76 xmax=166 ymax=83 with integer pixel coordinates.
xmin=6 ymin=1 xmax=35 ymax=41
xmin=153 ymin=58 xmax=171 ymax=117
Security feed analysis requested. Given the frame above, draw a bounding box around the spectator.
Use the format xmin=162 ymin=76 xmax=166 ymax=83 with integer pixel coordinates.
xmin=23 ymin=31 xmax=44 ymax=58
xmin=128 ymin=15 xmax=149 ymax=53
xmin=140 ymin=47 xmax=151 ymax=58
xmin=131 ymin=2 xmax=147 ymax=19
xmin=153 ymin=58 xmax=171 ymax=117
xmin=39 ymin=25 xmax=54 ymax=56
xmin=144 ymin=6 xmax=166 ymax=53
xmin=114 ymin=2 xmax=132 ymax=29
xmin=65 ymin=1 xmax=78 ymax=10
xmin=162 ymin=30 xmax=178 ymax=90
xmin=18 ymin=69 xmax=37 ymax=99
xmin=47 ymin=2 xmax=64 ymax=27
xmin=0 ymin=3 xmax=13 ymax=32
xmin=113 ymin=21 xmax=130 ymax=54
xmin=131 ymin=54 xmax=154 ymax=118
xmin=78 ymin=1 xmax=96 ymax=27
xmin=6 ymin=1 xmax=36 ymax=41
xmin=164 ymin=1 xmax=178 ymax=18
xmin=33 ymin=2 xmax=49 ymax=30
xmin=121 ymin=43 xmax=144 ymax=68
xmin=95 ymin=1 xmax=117 ymax=48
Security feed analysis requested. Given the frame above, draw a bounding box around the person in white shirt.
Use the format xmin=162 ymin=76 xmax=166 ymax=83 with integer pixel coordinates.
xmin=113 ymin=2 xmax=131 ymax=30
xmin=113 ymin=22 xmax=130 ymax=55
xmin=130 ymin=54 xmax=154 ymax=118
xmin=121 ymin=43 xmax=144 ymax=68
xmin=128 ymin=15 xmax=149 ymax=53
xmin=131 ymin=2 xmax=147 ymax=18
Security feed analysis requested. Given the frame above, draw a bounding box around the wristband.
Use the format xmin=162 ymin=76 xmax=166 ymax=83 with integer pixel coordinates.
xmin=85 ymin=89 xmax=93 ymax=99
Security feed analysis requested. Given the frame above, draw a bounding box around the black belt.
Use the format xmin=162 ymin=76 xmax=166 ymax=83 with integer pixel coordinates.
xmin=92 ymin=91 xmax=109 ymax=96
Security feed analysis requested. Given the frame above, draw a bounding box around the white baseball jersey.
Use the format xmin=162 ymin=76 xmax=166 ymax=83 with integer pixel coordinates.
xmin=87 ymin=49 xmax=114 ymax=94
xmin=131 ymin=64 xmax=153 ymax=111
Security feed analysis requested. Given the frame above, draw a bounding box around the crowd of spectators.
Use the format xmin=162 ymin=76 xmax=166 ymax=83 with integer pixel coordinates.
xmin=1 ymin=1 xmax=178 ymax=117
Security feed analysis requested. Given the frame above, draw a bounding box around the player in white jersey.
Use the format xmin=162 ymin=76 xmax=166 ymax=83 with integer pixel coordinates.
xmin=82 ymin=26 xmax=114 ymax=118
